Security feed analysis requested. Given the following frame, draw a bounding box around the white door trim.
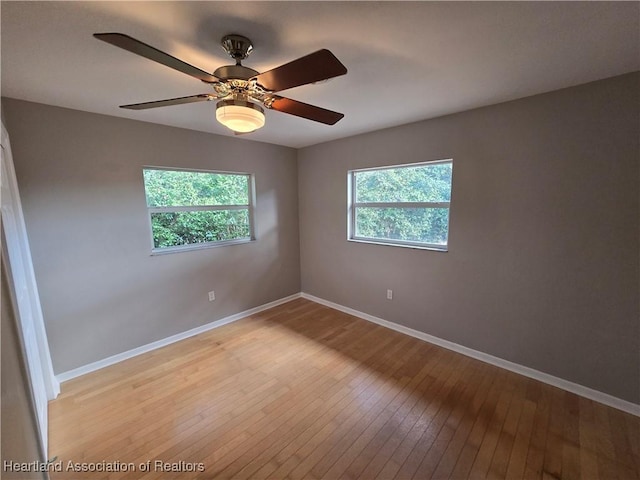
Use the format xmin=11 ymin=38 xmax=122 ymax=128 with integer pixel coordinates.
xmin=1 ymin=121 xmax=59 ymax=456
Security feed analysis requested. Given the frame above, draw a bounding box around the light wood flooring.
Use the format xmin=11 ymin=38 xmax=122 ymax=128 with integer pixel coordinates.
xmin=49 ymin=298 xmax=639 ymax=479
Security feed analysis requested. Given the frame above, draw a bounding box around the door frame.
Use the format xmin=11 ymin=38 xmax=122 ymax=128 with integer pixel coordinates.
xmin=1 ymin=121 xmax=59 ymax=456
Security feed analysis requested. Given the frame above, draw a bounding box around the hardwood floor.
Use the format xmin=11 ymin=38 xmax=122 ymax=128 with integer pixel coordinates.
xmin=48 ymin=298 xmax=639 ymax=479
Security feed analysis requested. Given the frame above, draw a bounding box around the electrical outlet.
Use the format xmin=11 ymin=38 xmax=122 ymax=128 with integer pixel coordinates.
xmin=208 ymin=291 xmax=216 ymax=302
xmin=387 ymin=289 xmax=393 ymax=300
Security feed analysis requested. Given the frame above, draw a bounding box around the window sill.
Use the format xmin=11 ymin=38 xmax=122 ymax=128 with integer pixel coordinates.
xmin=348 ymin=237 xmax=448 ymax=252
xmin=150 ymin=238 xmax=254 ymax=255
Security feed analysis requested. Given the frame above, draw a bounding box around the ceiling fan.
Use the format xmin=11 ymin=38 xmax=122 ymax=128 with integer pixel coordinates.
xmin=93 ymin=33 xmax=347 ymax=134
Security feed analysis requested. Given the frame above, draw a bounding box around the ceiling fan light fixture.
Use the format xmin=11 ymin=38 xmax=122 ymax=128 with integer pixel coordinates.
xmin=216 ymin=99 xmax=265 ymax=133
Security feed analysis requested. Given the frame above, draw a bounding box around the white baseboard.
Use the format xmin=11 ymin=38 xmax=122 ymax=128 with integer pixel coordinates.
xmin=301 ymin=292 xmax=640 ymax=417
xmin=56 ymin=293 xmax=302 ymax=383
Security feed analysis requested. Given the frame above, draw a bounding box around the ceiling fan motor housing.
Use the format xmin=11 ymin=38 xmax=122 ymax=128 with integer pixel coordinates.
xmin=213 ymin=64 xmax=259 ymax=81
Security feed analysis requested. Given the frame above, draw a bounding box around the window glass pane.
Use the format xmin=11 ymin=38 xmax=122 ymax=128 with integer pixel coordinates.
xmin=355 ymin=163 xmax=452 ymax=203
xmin=150 ymin=210 xmax=250 ymax=248
xmin=143 ymin=169 xmax=249 ymax=207
xmin=355 ymin=207 xmax=449 ymax=245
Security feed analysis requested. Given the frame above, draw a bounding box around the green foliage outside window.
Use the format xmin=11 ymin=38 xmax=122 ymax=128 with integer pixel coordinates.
xmin=143 ymin=168 xmax=252 ymax=249
xmin=355 ymin=163 xmax=451 ymax=203
xmin=355 ymin=207 xmax=450 ymax=245
xmin=150 ymin=211 xmax=250 ymax=248
xmin=143 ymin=169 xmax=248 ymax=207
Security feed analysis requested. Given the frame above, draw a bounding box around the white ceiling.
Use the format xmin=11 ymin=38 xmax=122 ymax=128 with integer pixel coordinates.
xmin=2 ymin=1 xmax=638 ymax=148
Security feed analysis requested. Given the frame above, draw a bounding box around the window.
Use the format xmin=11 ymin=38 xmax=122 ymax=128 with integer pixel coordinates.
xmin=348 ymin=160 xmax=453 ymax=251
xmin=142 ymin=167 xmax=255 ymax=253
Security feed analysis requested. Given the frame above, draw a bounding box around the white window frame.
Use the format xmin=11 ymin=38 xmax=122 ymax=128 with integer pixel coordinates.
xmin=347 ymin=159 xmax=452 ymax=251
xmin=143 ymin=166 xmax=256 ymax=255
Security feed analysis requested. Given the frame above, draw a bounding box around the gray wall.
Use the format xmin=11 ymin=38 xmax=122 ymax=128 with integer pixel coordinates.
xmin=2 ymin=98 xmax=300 ymax=374
xmin=298 ymin=73 xmax=639 ymax=404
xmin=1 ymin=248 xmax=47 ymax=479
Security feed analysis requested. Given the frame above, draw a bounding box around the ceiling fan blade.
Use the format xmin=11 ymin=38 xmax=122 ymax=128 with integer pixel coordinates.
xmin=94 ymin=33 xmax=218 ymax=83
xmin=255 ymin=49 xmax=347 ymax=92
xmin=120 ymin=94 xmax=215 ymax=110
xmin=269 ymin=96 xmax=344 ymax=125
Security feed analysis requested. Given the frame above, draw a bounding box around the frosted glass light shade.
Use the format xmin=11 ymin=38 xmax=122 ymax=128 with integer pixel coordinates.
xmin=216 ymin=100 xmax=265 ymax=133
